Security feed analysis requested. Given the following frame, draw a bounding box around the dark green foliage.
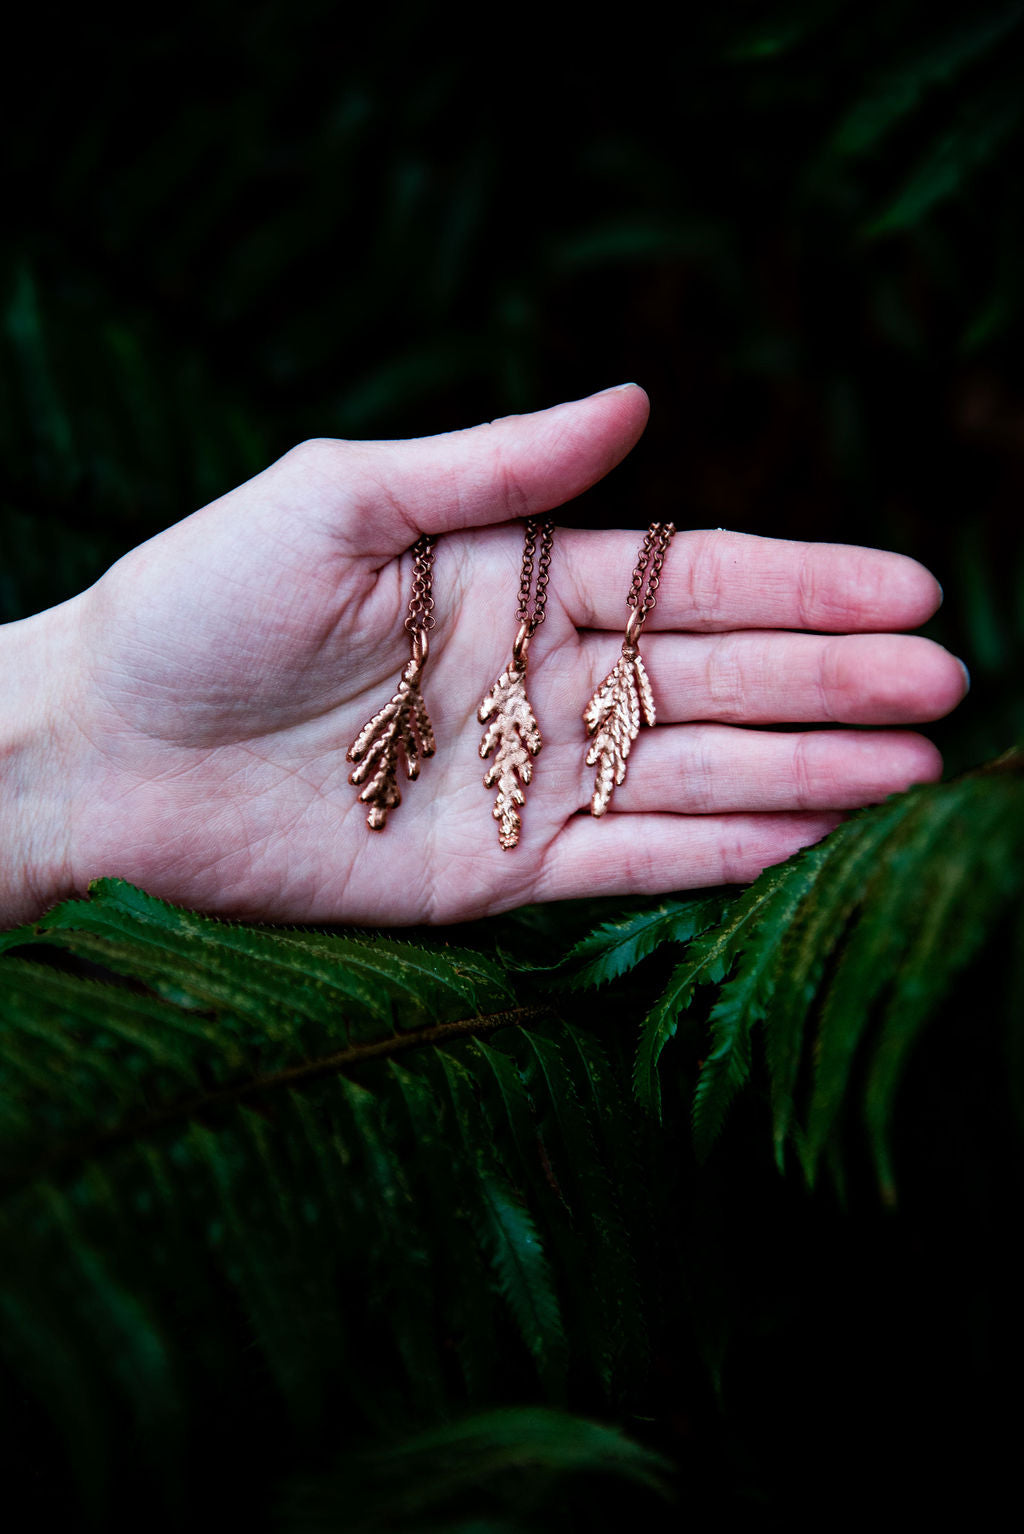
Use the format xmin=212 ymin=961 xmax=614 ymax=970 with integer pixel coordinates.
xmin=0 ymin=881 xmax=673 ymax=1526
xmin=2 ymin=752 xmax=1023 ymax=1522
xmin=281 ymin=1408 xmax=673 ymax=1531
xmin=549 ymin=754 xmax=1024 ymax=1198
xmin=544 ymin=897 xmax=729 ymax=993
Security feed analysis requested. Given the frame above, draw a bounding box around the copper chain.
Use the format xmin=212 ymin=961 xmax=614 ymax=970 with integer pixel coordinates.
xmin=625 ymin=521 xmax=675 ymax=638
xmin=406 ymin=521 xmax=666 ymax=642
xmin=404 ymin=534 xmax=437 ymax=633
xmin=516 ymin=518 xmax=554 ymax=638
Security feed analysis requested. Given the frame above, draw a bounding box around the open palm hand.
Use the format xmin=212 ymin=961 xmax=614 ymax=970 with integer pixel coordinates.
xmin=42 ymin=387 xmax=965 ymax=926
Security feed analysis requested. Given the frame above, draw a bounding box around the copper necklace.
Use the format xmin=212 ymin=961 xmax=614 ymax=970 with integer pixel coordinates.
xmin=584 ymin=521 xmax=675 ymax=816
xmin=347 ymin=534 xmax=437 ymax=828
xmin=477 ymin=518 xmax=554 ymax=849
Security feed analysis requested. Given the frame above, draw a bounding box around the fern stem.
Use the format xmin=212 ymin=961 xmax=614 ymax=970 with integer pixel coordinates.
xmin=11 ymin=1005 xmax=555 ymax=1190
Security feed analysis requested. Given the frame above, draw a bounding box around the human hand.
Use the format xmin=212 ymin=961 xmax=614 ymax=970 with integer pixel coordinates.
xmin=1 ymin=386 xmax=967 ymax=927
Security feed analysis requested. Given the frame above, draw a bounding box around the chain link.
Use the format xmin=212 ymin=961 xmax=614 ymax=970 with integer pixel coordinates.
xmin=625 ymin=521 xmax=675 ymax=637
xmin=516 ymin=518 xmax=554 ymax=637
xmin=404 ymin=534 xmax=437 ymax=633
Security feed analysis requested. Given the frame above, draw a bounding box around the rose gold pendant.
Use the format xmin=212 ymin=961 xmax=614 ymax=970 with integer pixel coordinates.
xmin=348 ymin=627 xmax=435 ymax=828
xmin=478 ymin=518 xmax=553 ymax=849
xmin=584 ymin=521 xmax=675 ymax=816
xmin=478 ymin=622 xmax=541 ymax=850
xmin=347 ymin=535 xmax=436 ymax=829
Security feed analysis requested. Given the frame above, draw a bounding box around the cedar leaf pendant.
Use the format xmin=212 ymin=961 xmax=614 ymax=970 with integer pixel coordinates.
xmin=478 ymin=659 xmax=542 ymax=849
xmin=584 ymin=644 xmax=655 ymax=816
xmin=348 ymin=653 xmax=435 ymax=829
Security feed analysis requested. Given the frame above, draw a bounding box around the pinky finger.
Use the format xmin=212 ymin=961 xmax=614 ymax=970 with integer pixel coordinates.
xmin=536 ymin=811 xmax=844 ymax=902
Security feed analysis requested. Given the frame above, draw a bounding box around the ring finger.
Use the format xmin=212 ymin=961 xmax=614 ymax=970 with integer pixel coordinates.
xmin=569 ymin=629 xmax=967 ymax=726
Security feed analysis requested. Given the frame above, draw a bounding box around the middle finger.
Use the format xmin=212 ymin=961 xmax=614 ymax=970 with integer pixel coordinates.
xmin=568 ymin=630 xmax=966 ymax=725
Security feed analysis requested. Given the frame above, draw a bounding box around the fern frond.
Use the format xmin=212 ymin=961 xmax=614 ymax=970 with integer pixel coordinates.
xmin=794 ymin=794 xmax=956 ymax=1179
xmin=633 ymin=868 xmax=803 ymax=1120
xmin=558 ymin=1024 xmax=652 ymax=1397
xmin=677 ymin=753 xmax=1024 ymax=1192
xmin=434 ymin=1050 xmax=568 ymax=1398
xmin=545 ymin=895 xmax=727 ymax=992
xmin=387 ymin=1059 xmax=501 ymax=1403
xmin=860 ymin=778 xmax=1017 ymax=1199
xmin=762 ymin=797 xmax=916 ymax=1169
xmin=470 ymin=1032 xmax=645 ymax=1403
xmin=689 ymin=840 xmax=841 ymax=1160
xmin=1 ymin=878 xmax=513 ymax=1041
xmin=518 ymin=1029 xmax=648 ymax=1394
xmin=633 ymin=959 xmax=707 ymax=1122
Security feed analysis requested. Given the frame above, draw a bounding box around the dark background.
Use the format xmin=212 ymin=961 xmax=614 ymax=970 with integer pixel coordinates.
xmin=3 ymin=0 xmax=1024 ymax=775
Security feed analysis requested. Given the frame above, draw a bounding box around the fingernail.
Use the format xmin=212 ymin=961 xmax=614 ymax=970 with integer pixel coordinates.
xmin=956 ymin=657 xmax=971 ymax=692
xmin=594 ymin=382 xmax=639 ymax=395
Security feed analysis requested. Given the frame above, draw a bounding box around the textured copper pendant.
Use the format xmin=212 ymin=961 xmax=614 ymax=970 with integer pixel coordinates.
xmin=479 ymin=623 xmax=542 ymax=849
xmin=348 ymin=535 xmax=436 ymax=829
xmin=478 ymin=518 xmax=553 ymax=849
xmin=584 ymin=631 xmax=655 ymax=817
xmin=584 ymin=522 xmax=675 ymax=816
xmin=348 ymin=628 xmax=435 ymax=828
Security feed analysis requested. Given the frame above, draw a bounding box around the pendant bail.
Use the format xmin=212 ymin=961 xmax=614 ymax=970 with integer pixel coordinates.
xmin=511 ymin=620 xmax=531 ymax=670
xmin=624 ymin=605 xmax=644 ymax=649
xmin=411 ymin=625 xmax=429 ymax=672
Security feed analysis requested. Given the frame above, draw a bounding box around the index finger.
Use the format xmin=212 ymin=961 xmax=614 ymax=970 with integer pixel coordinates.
xmin=556 ymin=528 xmax=943 ymax=634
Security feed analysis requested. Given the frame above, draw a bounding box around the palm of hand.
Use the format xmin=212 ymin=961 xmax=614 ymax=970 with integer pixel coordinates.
xmin=66 ymin=393 xmax=965 ymax=925
xmin=78 ymin=493 xmax=616 ymax=922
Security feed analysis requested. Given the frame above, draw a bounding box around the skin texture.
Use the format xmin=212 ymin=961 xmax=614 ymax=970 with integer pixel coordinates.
xmin=0 ymin=385 xmax=968 ymax=927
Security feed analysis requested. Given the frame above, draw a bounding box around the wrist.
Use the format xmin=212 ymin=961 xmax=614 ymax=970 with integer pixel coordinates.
xmin=0 ymin=598 xmax=87 ymax=927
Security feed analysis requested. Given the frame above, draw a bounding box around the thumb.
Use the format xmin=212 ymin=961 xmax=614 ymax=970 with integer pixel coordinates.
xmin=333 ymin=384 xmax=650 ymax=550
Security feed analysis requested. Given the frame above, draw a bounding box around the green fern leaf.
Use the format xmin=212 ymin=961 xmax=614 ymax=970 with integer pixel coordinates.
xmin=387 ymin=1059 xmax=501 ymax=1403
xmin=518 ymin=1029 xmax=647 ymax=1395
xmin=634 ymin=870 xmax=801 ymax=1121
xmin=691 ymin=838 xmax=839 ymax=1160
xmin=764 ymin=797 xmax=918 ymax=1169
xmin=676 ymin=753 xmax=1024 ymax=1193
xmin=1 ymin=877 xmax=513 ymax=1041
xmin=470 ymin=1032 xmax=647 ymax=1401
xmin=332 ymin=1076 xmax=450 ymax=1420
xmin=690 ymin=994 xmax=755 ymax=1164
xmin=860 ymin=776 xmax=1019 ymax=1199
xmin=633 ymin=959 xmax=706 ymax=1121
xmin=544 ymin=896 xmax=726 ymax=992
xmin=481 ymin=1171 xmax=565 ymax=1369
xmin=435 ymin=1050 xmax=568 ymax=1397
xmin=468 ymin=1036 xmax=545 ymax=1178
xmin=0 ymin=960 xmax=239 ymax=1172
xmin=559 ymin=1023 xmax=652 ymax=1394
xmin=798 ymin=792 xmax=964 ymax=1180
